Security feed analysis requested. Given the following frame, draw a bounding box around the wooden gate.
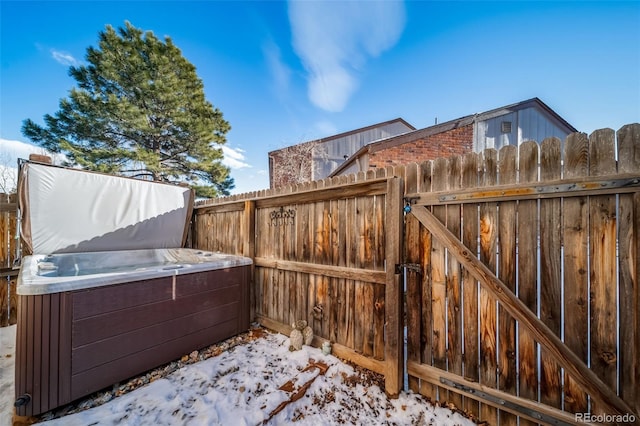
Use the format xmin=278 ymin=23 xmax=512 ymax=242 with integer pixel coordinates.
xmin=404 ymin=125 xmax=640 ymax=425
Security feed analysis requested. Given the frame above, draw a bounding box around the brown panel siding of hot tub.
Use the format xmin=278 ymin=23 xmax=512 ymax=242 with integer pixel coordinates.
xmin=72 ymin=282 xmax=239 ymax=347
xmin=69 ymin=268 xmax=249 ymax=401
xmin=70 ymin=313 xmax=240 ymax=399
xmin=15 ymin=266 xmax=251 ymax=417
xmin=72 ymin=276 xmax=174 ymax=319
xmin=15 ymin=292 xmax=73 ymax=417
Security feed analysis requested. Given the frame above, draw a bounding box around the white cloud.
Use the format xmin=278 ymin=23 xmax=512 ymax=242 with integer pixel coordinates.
xmin=288 ymin=1 xmax=406 ymax=112
xmin=0 ymin=138 xmax=55 ymax=192
xmin=0 ymin=137 xmax=66 ymax=165
xmin=0 ymin=138 xmax=44 ymax=162
xmin=263 ymin=39 xmax=291 ymax=95
xmin=50 ymin=49 xmax=79 ymax=66
xmin=221 ymin=145 xmax=251 ymax=169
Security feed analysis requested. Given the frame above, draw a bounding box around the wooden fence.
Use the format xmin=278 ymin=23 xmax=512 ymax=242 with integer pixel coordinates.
xmin=404 ymin=124 xmax=640 ymax=425
xmin=0 ymin=193 xmax=18 ymax=327
xmin=194 ymin=123 xmax=640 ymax=425
xmin=193 ymin=171 xmax=405 ymax=396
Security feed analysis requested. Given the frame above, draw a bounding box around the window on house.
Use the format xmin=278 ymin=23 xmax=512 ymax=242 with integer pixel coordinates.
xmin=501 ymin=121 xmax=512 ymax=133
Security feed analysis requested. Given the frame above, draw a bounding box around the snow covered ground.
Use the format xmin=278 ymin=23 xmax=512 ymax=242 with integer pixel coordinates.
xmin=1 ymin=324 xmax=474 ymax=425
xmin=0 ymin=325 xmax=16 ymax=426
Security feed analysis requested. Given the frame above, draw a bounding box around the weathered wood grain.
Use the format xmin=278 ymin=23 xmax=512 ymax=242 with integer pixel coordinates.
xmin=460 ymin=152 xmax=480 ymax=418
xmin=517 ymin=141 xmax=539 ymax=426
xmin=418 ymin=160 xmax=437 ymax=401
xmin=384 ymin=174 xmax=404 ymax=396
xmin=354 ymin=174 xmax=366 ymax=354
xmin=616 ymin=124 xmax=640 ymax=416
xmin=373 ymin=169 xmax=386 ymax=361
xmin=431 ymin=157 xmax=448 ymax=403
xmin=407 ymin=361 xmax=578 ymax=425
xmin=405 ymin=163 xmax=422 ymax=394
xmin=539 ymin=137 xmax=563 ymax=409
xmin=189 ymin=124 xmax=640 ymax=421
xmin=562 ymin=132 xmax=590 ymax=414
xmin=410 ymin=205 xmax=637 ymax=419
xmin=446 ymin=155 xmax=463 ymax=411
xmin=588 ymin=128 xmax=618 ymax=415
xmin=498 ymin=144 xmax=518 ymax=426
xmin=1 ymin=195 xmax=21 ymax=326
xmin=479 ymin=148 xmax=498 ymax=425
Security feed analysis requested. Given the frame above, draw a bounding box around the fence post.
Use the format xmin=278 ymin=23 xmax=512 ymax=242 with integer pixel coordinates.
xmin=243 ymin=200 xmax=256 ymax=322
xmin=384 ymin=176 xmax=404 ymax=396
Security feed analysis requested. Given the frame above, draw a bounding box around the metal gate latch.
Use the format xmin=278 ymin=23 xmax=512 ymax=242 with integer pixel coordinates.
xmin=395 ymin=263 xmax=422 ymax=275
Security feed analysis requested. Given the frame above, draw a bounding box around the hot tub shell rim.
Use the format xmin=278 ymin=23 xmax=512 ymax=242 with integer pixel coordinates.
xmin=17 ymin=248 xmax=253 ymax=296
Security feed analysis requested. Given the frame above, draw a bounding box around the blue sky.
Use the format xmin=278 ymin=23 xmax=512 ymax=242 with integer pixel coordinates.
xmin=1 ymin=1 xmax=639 ymax=194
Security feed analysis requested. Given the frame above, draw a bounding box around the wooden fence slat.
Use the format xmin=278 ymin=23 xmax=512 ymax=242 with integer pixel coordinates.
xmin=418 ymin=160 xmax=436 ymax=401
xmin=479 ymin=148 xmax=498 ymax=425
xmin=431 ymin=157 xmax=449 ymax=403
xmin=460 ymin=153 xmax=480 ymax=418
xmin=563 ymin=131 xmax=590 ymax=414
xmin=317 ymin=181 xmax=332 ymax=339
xmin=354 ymin=173 xmax=366 ymax=355
xmin=345 ymin=174 xmax=356 ymax=350
xmin=539 ymin=137 xmax=563 ymax=409
xmin=446 ymin=155 xmax=463 ymax=411
xmin=617 ymin=124 xmax=640 ymax=415
xmin=329 ymin=196 xmax=340 ymax=343
xmin=588 ymin=128 xmax=618 ymax=415
xmin=335 ymin=182 xmax=348 ymax=347
xmin=405 ymin=163 xmax=421 ymax=394
xmin=384 ymin=175 xmax=403 ymax=396
xmin=243 ymin=200 xmax=256 ymax=322
xmin=497 ymin=145 xmax=518 ymax=426
xmin=362 ymin=172 xmax=376 ymax=357
xmin=516 ymin=141 xmax=539 ymax=426
xmin=373 ymin=184 xmax=385 ymax=361
xmin=287 ymin=270 xmax=296 ymax=327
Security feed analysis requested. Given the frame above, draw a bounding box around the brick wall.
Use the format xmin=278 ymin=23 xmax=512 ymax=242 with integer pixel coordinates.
xmin=269 ymin=141 xmax=316 ymax=188
xmin=369 ymin=124 xmax=473 ymax=169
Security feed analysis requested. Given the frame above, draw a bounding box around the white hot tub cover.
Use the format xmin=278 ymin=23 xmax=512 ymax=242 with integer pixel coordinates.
xmin=19 ymin=161 xmax=194 ymax=254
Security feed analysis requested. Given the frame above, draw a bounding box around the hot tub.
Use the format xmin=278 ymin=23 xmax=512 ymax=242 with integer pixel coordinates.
xmin=14 ymin=248 xmax=252 ymax=417
xmin=14 ymin=161 xmax=253 ymax=417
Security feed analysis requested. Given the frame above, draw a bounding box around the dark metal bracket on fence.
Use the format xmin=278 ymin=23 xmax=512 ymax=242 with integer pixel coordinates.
xmin=0 ymin=267 xmax=19 ymax=278
xmin=439 ymin=377 xmax=573 ymax=426
xmin=395 ymin=263 xmax=422 ymax=275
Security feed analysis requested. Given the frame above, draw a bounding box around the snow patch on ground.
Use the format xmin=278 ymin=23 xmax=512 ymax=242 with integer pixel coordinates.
xmin=1 ymin=325 xmax=474 ymax=425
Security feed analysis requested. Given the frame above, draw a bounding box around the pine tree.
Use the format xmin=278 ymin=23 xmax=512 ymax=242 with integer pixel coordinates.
xmin=22 ymin=21 xmax=233 ymax=197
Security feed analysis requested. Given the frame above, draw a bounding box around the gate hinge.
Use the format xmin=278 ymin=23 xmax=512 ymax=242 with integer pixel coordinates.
xmin=395 ymin=263 xmax=422 ymax=275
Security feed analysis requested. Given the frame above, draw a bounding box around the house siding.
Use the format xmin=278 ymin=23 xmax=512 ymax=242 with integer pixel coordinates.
xmin=474 ymin=106 xmax=571 ymax=152
xmin=269 ymin=99 xmax=575 ymax=188
xmin=311 ymin=121 xmax=414 ymax=180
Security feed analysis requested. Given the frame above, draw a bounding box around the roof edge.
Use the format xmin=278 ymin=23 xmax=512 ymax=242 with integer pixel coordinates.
xmin=268 ymin=117 xmax=415 ymax=156
xmin=330 ymin=98 xmax=577 ymax=177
